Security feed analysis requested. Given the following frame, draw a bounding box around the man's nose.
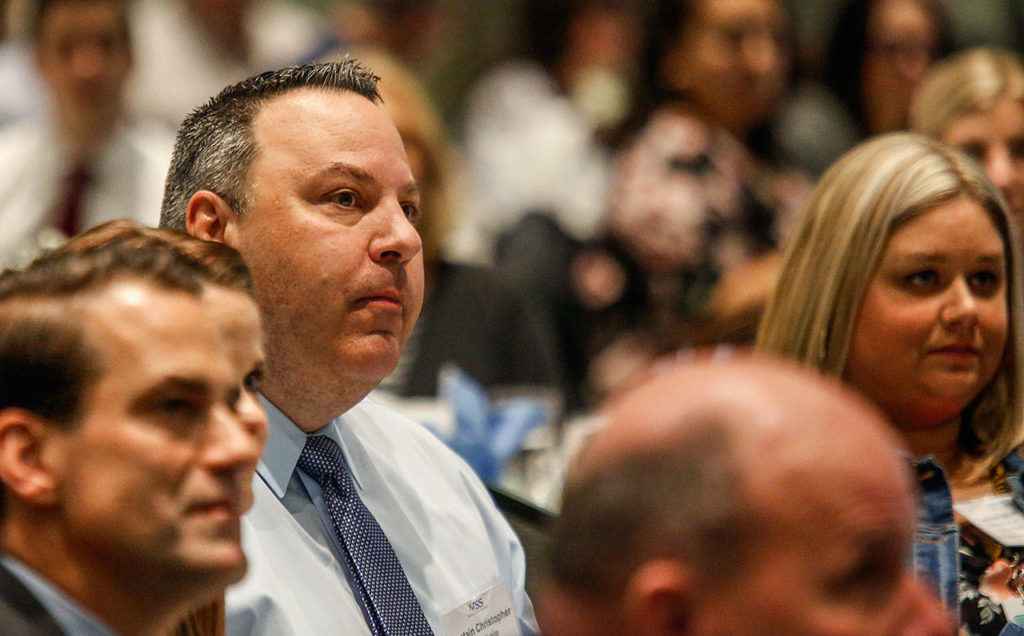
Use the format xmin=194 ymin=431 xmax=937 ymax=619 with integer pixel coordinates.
xmin=369 ymin=199 xmax=422 ymax=265
xmin=204 ymin=401 xmax=266 ymax=472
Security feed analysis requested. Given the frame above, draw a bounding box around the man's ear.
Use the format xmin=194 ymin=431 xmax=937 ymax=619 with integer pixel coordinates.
xmin=622 ymin=559 xmax=695 ymax=635
xmin=186 ymin=190 xmax=240 ymax=246
xmin=0 ymin=408 xmax=62 ymax=507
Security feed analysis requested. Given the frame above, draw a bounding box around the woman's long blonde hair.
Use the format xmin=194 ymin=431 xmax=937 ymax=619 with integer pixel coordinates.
xmin=756 ymin=132 xmax=1024 ymax=482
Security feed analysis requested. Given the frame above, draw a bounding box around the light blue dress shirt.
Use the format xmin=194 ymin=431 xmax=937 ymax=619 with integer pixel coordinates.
xmin=0 ymin=555 xmax=116 ymax=636
xmin=226 ymin=396 xmax=539 ymax=635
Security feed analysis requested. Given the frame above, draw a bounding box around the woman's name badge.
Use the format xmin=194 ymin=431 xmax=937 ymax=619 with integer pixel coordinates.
xmin=955 ymin=494 xmax=1024 ymax=547
xmin=441 ymin=581 xmax=520 ymax=636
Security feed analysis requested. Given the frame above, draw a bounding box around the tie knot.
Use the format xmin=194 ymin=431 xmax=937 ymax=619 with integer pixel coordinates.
xmin=298 ymin=435 xmax=346 ymax=485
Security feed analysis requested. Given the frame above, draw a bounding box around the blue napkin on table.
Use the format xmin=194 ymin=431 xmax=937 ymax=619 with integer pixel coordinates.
xmin=432 ymin=365 xmax=548 ymax=483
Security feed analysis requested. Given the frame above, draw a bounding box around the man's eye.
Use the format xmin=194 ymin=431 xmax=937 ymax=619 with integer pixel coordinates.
xmin=402 ymin=203 xmax=421 ymax=224
xmin=333 ymin=190 xmax=358 ymax=207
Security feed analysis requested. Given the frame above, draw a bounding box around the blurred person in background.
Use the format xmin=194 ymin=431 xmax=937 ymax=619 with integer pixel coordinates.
xmin=311 ymin=0 xmax=448 ymax=75
xmin=461 ymin=0 xmax=648 ymax=257
xmin=0 ymin=0 xmax=172 ymax=268
xmin=126 ymin=0 xmax=323 ymax=130
xmin=570 ymin=0 xmax=809 ymax=403
xmin=457 ymin=0 xmax=650 ymax=410
xmin=776 ymin=0 xmax=954 ymax=176
xmin=0 ymin=0 xmax=50 ymax=127
xmin=912 ymin=47 xmax=1024 ymax=225
xmin=539 ymin=355 xmax=951 ymax=636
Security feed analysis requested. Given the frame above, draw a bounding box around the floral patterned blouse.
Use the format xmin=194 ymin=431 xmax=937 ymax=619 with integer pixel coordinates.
xmin=959 ymin=457 xmax=1024 ymax=636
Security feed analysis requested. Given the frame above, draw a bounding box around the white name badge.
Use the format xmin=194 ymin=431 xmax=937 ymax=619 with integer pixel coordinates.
xmin=954 ymin=494 xmax=1024 ymax=547
xmin=441 ymin=581 xmax=520 ymax=636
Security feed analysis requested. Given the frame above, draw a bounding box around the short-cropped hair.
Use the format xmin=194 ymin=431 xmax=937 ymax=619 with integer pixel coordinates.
xmin=54 ymin=219 xmax=252 ymax=294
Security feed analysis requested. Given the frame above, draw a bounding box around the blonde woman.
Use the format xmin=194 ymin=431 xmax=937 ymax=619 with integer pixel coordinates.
xmin=757 ymin=132 xmax=1024 ymax=635
xmin=912 ymin=47 xmax=1024 ymax=222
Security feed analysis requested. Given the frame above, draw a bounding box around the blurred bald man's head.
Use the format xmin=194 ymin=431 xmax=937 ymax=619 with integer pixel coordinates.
xmin=540 ymin=354 xmax=951 ymax=636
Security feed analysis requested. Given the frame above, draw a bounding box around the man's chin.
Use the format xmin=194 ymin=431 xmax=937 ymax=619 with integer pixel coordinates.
xmin=335 ymin=337 xmax=403 ymax=379
xmin=176 ymin=543 xmax=250 ymax=589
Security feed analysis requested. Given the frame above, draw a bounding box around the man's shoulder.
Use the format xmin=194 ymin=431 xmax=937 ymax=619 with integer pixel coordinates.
xmin=0 ymin=561 xmax=65 ymax=635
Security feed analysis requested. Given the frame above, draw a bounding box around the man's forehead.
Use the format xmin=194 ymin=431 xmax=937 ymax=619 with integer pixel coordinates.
xmin=251 ymin=87 xmax=409 ymax=170
xmin=79 ymin=284 xmax=237 ymax=391
xmin=254 ymin=87 xmax=389 ymax=138
xmin=81 ymin=281 xmax=217 ymax=353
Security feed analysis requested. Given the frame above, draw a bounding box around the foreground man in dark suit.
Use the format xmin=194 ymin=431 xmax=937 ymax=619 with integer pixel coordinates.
xmin=0 ymin=241 xmax=266 ymax=635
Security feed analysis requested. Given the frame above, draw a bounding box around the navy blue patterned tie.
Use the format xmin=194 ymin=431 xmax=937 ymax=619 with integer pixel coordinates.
xmin=298 ymin=435 xmax=434 ymax=635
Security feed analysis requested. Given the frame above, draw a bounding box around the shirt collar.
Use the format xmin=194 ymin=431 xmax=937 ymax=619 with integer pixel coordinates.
xmin=0 ymin=554 xmax=116 ymax=636
xmin=257 ymin=395 xmax=364 ymax=498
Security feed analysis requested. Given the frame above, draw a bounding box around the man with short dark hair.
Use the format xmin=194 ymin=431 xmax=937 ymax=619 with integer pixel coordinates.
xmin=0 ymin=0 xmax=173 ymax=267
xmin=160 ymin=60 xmax=538 ymax=635
xmin=539 ymin=355 xmax=953 ymax=636
xmin=0 ymin=243 xmax=267 ymax=635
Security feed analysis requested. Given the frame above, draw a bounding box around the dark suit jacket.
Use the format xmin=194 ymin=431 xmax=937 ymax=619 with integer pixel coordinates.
xmin=0 ymin=560 xmax=66 ymax=635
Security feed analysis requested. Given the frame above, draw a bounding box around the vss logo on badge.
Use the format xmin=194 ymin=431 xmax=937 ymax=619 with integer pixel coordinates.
xmin=467 ymin=596 xmax=487 ymax=612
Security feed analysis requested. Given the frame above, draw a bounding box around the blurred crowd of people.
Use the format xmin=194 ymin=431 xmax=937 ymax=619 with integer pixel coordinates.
xmin=3 ymin=0 xmax=1024 ymax=416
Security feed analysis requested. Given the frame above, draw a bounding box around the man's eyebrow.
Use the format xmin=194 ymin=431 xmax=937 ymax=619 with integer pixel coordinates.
xmin=315 ymin=162 xmax=375 ymax=184
xmin=401 ymin=180 xmax=421 ymax=199
xmin=132 ymin=376 xmax=212 ymax=405
xmin=313 ymin=162 xmax=420 ymax=198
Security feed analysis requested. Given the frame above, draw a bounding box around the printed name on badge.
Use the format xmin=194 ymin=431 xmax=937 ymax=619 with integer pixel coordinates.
xmin=441 ymin=580 xmax=520 ymax=636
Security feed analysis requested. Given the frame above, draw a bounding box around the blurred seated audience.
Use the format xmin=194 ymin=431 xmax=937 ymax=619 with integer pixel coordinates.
xmin=538 ymin=355 xmax=951 ymax=635
xmin=0 ymin=2 xmax=49 ymax=127
xmin=0 ymin=235 xmax=266 ymax=636
xmin=460 ymin=0 xmax=647 ymax=258
xmin=757 ymin=132 xmax=1024 ymax=634
xmin=557 ymin=0 xmax=809 ymax=406
xmin=776 ymin=0 xmax=954 ymax=176
xmin=126 ymin=0 xmax=323 ymax=129
xmin=309 ymin=0 xmax=448 ymax=75
xmin=912 ymin=47 xmax=1024 ymax=224
xmin=0 ymin=0 xmax=172 ymax=268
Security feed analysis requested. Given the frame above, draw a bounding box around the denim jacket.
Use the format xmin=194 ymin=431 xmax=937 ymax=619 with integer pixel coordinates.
xmin=914 ymin=455 xmax=1024 ymax=636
